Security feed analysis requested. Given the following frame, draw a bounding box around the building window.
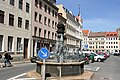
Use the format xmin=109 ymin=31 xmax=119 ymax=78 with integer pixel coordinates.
xmin=17 ymin=37 xmax=21 ymax=51
xmin=48 ymin=7 xmax=51 ymax=14
xmin=39 ymin=28 xmax=41 ymax=37
xmin=52 ymin=21 xmax=54 ymax=28
xmin=116 ymin=46 xmax=118 ymax=48
xmin=55 ymin=12 xmax=57 ymax=18
xmin=34 ymin=27 xmax=37 ymax=36
xmin=25 ymin=20 xmax=29 ymax=30
xmin=48 ymin=31 xmax=50 ymax=39
xmin=106 ymin=46 xmax=108 ymax=48
xmin=18 ymin=17 xmax=22 ymax=28
xmin=39 ymin=14 xmax=42 ymax=23
xmin=9 ymin=14 xmax=14 ymax=26
xmin=0 ymin=10 xmax=4 ymax=24
xmin=35 ymin=0 xmax=38 ymax=7
xmin=39 ymin=1 xmax=42 ymax=9
xmin=0 ymin=35 xmax=3 ymax=51
xmin=8 ymin=36 xmax=13 ymax=51
xmin=52 ymin=32 xmax=54 ymax=39
xmin=55 ymin=22 xmax=57 ymax=29
xmin=44 ymin=17 xmax=47 ymax=25
xmin=10 ymin=0 xmax=14 ymax=6
xmin=55 ymin=33 xmax=57 ymax=40
xmin=89 ymin=38 xmax=92 ymax=40
xmin=19 ymin=0 xmax=23 ymax=9
xmin=48 ymin=19 xmax=50 ymax=27
xmin=44 ymin=4 xmax=47 ymax=12
xmin=52 ymin=10 xmax=54 ymax=17
xmin=26 ymin=2 xmax=29 ymax=13
xmin=35 ymin=12 xmax=38 ymax=21
xmin=44 ymin=30 xmax=46 ymax=38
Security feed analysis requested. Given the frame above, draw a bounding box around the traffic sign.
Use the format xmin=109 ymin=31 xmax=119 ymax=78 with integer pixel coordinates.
xmin=38 ymin=47 xmax=49 ymax=59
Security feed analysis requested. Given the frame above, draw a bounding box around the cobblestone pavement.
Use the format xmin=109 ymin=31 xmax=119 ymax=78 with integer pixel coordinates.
xmin=90 ymin=55 xmax=120 ymax=80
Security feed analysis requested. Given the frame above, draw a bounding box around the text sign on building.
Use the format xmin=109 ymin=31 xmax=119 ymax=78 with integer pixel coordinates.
xmin=38 ymin=47 xmax=49 ymax=59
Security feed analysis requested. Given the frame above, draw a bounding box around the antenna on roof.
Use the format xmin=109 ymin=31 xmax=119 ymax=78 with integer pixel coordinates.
xmin=78 ymin=4 xmax=80 ymax=16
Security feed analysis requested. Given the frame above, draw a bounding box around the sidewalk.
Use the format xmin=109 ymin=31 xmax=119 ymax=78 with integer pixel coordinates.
xmin=11 ymin=60 xmax=30 ymax=64
xmin=0 ymin=60 xmax=30 ymax=68
xmin=26 ymin=70 xmax=94 ymax=80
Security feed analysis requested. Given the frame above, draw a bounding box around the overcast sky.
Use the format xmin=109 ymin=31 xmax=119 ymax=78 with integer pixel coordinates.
xmin=56 ymin=0 xmax=120 ymax=32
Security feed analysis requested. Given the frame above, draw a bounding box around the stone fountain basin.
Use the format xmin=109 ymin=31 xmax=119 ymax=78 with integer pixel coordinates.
xmin=36 ymin=61 xmax=84 ymax=77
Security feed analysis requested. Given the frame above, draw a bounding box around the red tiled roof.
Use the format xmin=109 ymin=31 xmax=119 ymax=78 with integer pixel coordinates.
xmin=89 ymin=32 xmax=106 ymax=37
xmin=82 ymin=30 xmax=90 ymax=36
xmin=106 ymin=32 xmax=118 ymax=37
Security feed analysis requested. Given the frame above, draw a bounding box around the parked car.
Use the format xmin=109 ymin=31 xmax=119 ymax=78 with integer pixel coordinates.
xmin=94 ymin=53 xmax=106 ymax=62
xmin=97 ymin=52 xmax=108 ymax=59
xmin=113 ymin=52 xmax=120 ymax=56
xmin=30 ymin=56 xmax=41 ymax=63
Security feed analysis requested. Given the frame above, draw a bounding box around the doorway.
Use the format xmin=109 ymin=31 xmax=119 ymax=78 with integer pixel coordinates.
xmin=24 ymin=38 xmax=28 ymax=59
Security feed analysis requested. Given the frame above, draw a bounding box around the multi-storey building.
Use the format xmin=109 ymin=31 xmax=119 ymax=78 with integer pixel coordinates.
xmin=88 ymin=32 xmax=106 ymax=52
xmin=105 ymin=32 xmax=119 ymax=53
xmin=56 ymin=4 xmax=83 ymax=52
xmin=0 ymin=0 xmax=32 ymax=60
xmin=116 ymin=28 xmax=120 ymax=52
xmin=88 ymin=31 xmax=119 ymax=53
xmin=82 ymin=30 xmax=90 ymax=50
xmin=31 ymin=0 xmax=58 ymax=56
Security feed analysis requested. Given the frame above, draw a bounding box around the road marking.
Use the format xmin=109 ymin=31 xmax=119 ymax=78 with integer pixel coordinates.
xmin=7 ymin=73 xmax=26 ymax=80
xmin=84 ymin=65 xmax=100 ymax=71
xmin=96 ymin=67 xmax=100 ymax=71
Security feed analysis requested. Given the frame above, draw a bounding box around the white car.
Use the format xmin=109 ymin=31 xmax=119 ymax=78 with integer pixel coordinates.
xmin=94 ymin=53 xmax=105 ymax=62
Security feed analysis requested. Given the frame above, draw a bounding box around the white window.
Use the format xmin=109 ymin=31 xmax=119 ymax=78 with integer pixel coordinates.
xmin=0 ymin=35 xmax=3 ymax=51
xmin=17 ymin=37 xmax=21 ymax=51
xmin=8 ymin=36 xmax=13 ymax=51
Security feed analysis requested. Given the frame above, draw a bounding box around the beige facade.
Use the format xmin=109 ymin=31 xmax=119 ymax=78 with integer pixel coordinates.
xmin=88 ymin=32 xmax=119 ymax=53
xmin=57 ymin=4 xmax=83 ymax=52
xmin=31 ymin=0 xmax=58 ymax=56
xmin=0 ymin=0 xmax=32 ymax=59
xmin=82 ymin=30 xmax=90 ymax=50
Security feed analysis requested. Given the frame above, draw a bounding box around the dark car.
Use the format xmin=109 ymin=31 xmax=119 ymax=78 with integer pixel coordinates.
xmin=30 ymin=56 xmax=41 ymax=63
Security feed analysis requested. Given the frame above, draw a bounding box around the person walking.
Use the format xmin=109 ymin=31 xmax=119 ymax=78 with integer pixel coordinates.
xmin=3 ymin=51 xmax=13 ymax=67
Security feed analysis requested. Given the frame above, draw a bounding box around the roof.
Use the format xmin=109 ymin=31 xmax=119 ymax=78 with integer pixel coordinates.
xmin=89 ymin=32 xmax=106 ymax=37
xmin=106 ymin=32 xmax=118 ymax=37
xmin=82 ymin=30 xmax=90 ymax=36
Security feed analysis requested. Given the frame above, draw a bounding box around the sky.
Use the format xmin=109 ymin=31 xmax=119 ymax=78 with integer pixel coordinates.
xmin=56 ymin=0 xmax=120 ymax=32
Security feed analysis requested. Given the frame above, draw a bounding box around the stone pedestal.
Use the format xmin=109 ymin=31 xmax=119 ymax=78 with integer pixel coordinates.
xmin=36 ymin=61 xmax=84 ymax=77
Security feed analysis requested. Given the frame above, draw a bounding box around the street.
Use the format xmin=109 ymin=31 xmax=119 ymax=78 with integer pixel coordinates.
xmin=0 ymin=56 xmax=120 ymax=80
xmin=0 ymin=63 xmax=35 ymax=80
xmin=91 ymin=55 xmax=120 ymax=80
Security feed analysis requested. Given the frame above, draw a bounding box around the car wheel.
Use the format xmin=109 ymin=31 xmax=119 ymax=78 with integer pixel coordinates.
xmin=97 ymin=58 xmax=101 ymax=62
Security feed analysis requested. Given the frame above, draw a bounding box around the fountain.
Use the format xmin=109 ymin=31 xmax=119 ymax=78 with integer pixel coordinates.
xmin=36 ymin=22 xmax=84 ymax=78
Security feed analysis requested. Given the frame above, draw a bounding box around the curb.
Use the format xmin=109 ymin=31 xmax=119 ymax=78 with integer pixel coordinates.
xmin=11 ymin=60 xmax=30 ymax=64
xmin=26 ymin=70 xmax=94 ymax=80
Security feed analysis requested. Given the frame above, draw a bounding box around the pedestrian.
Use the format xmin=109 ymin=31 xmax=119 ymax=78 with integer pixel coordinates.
xmin=3 ymin=51 xmax=13 ymax=67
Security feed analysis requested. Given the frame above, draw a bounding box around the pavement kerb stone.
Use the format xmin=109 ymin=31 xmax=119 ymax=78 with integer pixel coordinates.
xmin=26 ymin=70 xmax=94 ymax=80
xmin=11 ymin=60 xmax=30 ymax=64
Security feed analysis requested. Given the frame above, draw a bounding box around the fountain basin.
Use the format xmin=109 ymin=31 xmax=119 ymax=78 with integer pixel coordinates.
xmin=36 ymin=61 xmax=84 ymax=77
